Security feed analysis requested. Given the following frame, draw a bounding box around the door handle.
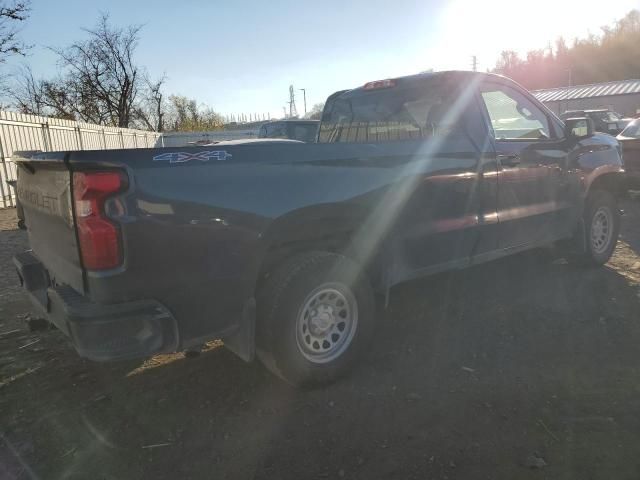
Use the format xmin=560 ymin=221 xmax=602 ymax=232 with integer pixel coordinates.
xmin=497 ymin=153 xmax=521 ymax=167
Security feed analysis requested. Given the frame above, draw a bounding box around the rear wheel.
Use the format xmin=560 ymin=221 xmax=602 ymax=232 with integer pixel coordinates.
xmin=256 ymin=251 xmax=375 ymax=387
xmin=570 ymin=190 xmax=620 ymax=266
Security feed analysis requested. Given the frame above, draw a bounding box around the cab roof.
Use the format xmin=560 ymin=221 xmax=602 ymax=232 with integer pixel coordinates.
xmin=337 ymin=70 xmax=514 ymax=100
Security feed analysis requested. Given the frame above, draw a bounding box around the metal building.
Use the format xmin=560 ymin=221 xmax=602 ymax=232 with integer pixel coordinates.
xmin=532 ymin=79 xmax=640 ymax=118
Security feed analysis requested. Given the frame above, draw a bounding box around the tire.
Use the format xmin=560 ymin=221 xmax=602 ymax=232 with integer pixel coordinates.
xmin=256 ymin=251 xmax=375 ymax=387
xmin=570 ymin=189 xmax=620 ymax=266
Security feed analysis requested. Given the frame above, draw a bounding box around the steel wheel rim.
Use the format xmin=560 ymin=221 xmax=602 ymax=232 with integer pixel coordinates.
xmin=591 ymin=206 xmax=613 ymax=254
xmin=295 ymin=282 xmax=358 ymax=364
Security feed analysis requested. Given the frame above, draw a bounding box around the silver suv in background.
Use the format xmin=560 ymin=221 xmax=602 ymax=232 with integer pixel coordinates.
xmin=561 ymin=109 xmax=631 ymax=135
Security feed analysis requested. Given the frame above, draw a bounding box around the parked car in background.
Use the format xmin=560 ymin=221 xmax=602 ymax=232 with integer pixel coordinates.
xmin=561 ymin=109 xmax=631 ymax=135
xmin=617 ymin=118 xmax=640 ymax=189
xmin=258 ymin=119 xmax=319 ymax=142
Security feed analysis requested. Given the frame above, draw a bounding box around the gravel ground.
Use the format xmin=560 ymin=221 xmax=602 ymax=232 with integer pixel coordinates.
xmin=1 ymin=203 xmax=640 ymax=480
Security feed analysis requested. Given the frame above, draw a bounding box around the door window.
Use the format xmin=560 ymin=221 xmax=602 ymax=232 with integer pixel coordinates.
xmin=480 ymin=85 xmax=551 ymax=140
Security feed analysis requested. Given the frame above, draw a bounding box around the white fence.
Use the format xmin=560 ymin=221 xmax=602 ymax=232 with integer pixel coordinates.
xmin=0 ymin=111 xmax=162 ymax=209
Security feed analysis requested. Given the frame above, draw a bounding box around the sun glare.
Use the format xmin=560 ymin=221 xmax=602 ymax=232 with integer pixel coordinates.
xmin=430 ymin=0 xmax=638 ymax=71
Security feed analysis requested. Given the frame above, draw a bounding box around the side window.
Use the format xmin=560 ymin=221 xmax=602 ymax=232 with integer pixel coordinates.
xmin=480 ymin=85 xmax=551 ymax=140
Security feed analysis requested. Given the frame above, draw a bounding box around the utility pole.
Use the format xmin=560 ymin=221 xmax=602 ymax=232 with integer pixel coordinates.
xmin=471 ymin=55 xmax=477 ymax=72
xmin=299 ymin=88 xmax=307 ymax=116
xmin=283 ymin=106 xmax=287 ymax=119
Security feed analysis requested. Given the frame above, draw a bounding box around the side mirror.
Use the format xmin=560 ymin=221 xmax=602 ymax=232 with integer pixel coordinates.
xmin=565 ymin=117 xmax=594 ymax=139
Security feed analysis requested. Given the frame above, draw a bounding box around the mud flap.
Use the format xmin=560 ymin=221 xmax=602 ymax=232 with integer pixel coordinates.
xmin=223 ymin=297 xmax=256 ymax=362
xmin=560 ymin=218 xmax=587 ymax=254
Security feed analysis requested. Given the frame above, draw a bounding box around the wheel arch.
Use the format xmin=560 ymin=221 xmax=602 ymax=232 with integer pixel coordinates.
xmin=584 ymin=167 xmax=627 ymax=202
xmin=256 ymin=204 xmax=388 ymax=293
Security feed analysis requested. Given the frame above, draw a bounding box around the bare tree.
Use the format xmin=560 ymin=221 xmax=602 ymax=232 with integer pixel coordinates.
xmin=0 ymin=1 xmax=30 ymax=64
xmin=306 ymin=102 xmax=324 ymax=120
xmin=11 ymin=65 xmax=109 ymax=122
xmin=165 ymin=94 xmax=224 ymax=131
xmin=50 ymin=14 xmax=142 ymax=127
xmin=134 ymin=74 xmax=166 ymax=131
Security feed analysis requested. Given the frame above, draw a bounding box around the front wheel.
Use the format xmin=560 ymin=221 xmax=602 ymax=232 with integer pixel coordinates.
xmin=256 ymin=252 xmax=375 ymax=387
xmin=570 ymin=190 xmax=620 ymax=266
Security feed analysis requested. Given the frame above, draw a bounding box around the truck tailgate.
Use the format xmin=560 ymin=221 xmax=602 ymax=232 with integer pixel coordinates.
xmin=15 ymin=154 xmax=84 ymax=294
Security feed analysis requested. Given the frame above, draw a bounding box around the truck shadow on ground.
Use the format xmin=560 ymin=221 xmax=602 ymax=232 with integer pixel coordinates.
xmin=5 ymin=248 xmax=640 ymax=479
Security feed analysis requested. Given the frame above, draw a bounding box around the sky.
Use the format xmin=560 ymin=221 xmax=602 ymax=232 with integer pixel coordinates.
xmin=5 ymin=0 xmax=639 ymax=119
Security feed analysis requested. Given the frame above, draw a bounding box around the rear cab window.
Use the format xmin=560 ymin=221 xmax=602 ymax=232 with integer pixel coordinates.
xmin=318 ymin=77 xmax=476 ymax=144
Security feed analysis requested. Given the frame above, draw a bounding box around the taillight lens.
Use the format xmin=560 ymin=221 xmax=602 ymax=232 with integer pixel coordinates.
xmin=73 ymin=171 xmax=125 ymax=270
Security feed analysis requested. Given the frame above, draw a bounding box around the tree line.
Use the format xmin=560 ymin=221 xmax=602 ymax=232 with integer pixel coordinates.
xmin=491 ymin=9 xmax=640 ymax=90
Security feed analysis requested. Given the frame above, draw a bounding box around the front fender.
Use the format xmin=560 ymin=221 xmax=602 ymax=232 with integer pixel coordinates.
xmin=573 ymin=133 xmax=625 ymax=196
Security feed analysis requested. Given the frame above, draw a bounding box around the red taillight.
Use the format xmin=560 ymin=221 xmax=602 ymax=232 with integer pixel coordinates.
xmin=363 ymin=79 xmax=397 ymax=90
xmin=73 ymin=171 xmax=125 ymax=270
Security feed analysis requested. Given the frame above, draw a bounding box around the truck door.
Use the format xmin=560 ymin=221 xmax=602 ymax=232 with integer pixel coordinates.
xmin=392 ymin=85 xmax=497 ymax=275
xmin=317 ymin=75 xmax=499 ymax=284
xmin=368 ymin=78 xmax=498 ymax=280
xmin=478 ymin=81 xmax=573 ymax=249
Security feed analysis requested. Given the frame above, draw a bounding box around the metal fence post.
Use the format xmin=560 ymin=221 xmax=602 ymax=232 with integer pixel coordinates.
xmin=42 ymin=123 xmax=53 ymax=152
xmin=76 ymin=126 xmax=84 ymax=150
xmin=0 ymin=133 xmax=13 ymax=208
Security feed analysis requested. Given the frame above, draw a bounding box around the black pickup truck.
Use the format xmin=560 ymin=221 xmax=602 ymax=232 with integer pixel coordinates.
xmin=13 ymin=71 xmax=626 ymax=386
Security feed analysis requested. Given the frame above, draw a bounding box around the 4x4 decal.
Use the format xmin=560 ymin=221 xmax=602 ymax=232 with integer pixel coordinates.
xmin=153 ymin=150 xmax=232 ymax=163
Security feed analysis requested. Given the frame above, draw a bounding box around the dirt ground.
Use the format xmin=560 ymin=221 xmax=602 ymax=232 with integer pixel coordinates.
xmin=1 ymin=201 xmax=640 ymax=480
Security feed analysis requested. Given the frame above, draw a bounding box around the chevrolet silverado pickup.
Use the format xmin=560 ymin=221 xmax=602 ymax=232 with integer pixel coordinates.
xmin=13 ymin=71 xmax=626 ymax=386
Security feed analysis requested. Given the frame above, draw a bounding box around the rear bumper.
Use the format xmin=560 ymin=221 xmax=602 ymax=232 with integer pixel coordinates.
xmin=13 ymin=251 xmax=179 ymax=361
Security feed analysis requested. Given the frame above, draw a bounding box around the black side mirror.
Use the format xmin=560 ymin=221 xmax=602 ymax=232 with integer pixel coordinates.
xmin=565 ymin=117 xmax=595 ymax=139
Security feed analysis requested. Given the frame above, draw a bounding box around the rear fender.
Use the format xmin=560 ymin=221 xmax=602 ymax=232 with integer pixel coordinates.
xmin=258 ymin=203 xmax=387 ymax=289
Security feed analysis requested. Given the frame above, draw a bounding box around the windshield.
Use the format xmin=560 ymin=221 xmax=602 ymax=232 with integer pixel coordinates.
xmin=620 ymin=119 xmax=640 ymax=137
xmin=590 ymin=111 xmax=622 ymax=122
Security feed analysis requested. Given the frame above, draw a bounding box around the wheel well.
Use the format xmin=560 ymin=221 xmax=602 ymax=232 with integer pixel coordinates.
xmin=256 ymin=232 xmax=384 ymax=294
xmin=258 ymin=233 xmax=351 ymax=279
xmin=588 ymin=173 xmax=627 ymax=201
